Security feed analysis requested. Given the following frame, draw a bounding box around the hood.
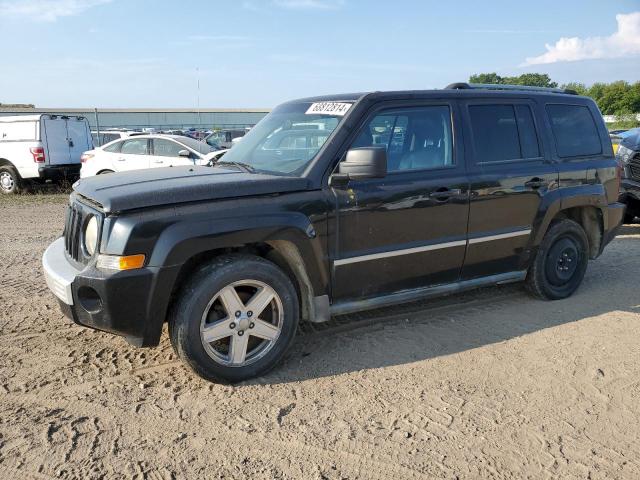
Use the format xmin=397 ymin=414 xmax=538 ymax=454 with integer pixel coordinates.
xmin=620 ymin=132 xmax=640 ymax=151
xmin=73 ymin=165 xmax=310 ymax=213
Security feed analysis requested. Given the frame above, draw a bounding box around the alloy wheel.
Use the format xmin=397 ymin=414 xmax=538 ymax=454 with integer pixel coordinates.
xmin=199 ymin=280 xmax=283 ymax=367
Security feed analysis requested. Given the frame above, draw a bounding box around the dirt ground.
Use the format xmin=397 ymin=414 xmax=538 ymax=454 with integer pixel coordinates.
xmin=1 ymin=193 xmax=639 ymax=480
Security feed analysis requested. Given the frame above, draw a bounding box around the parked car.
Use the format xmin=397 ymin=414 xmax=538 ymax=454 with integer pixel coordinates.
xmin=0 ymin=114 xmax=92 ymax=194
xmin=91 ymin=130 xmax=146 ymax=147
xmin=80 ymin=134 xmax=224 ymax=178
xmin=43 ymin=84 xmax=624 ymax=382
xmin=611 ymin=127 xmax=640 ymax=154
xmin=203 ymin=129 xmax=249 ymax=149
xmin=616 ymin=129 xmax=640 ymax=222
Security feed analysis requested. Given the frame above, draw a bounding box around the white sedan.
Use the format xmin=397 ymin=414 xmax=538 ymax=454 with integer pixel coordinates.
xmin=80 ymin=134 xmax=228 ymax=178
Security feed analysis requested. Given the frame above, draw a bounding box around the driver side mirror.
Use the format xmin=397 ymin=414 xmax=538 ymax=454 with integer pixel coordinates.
xmin=178 ymin=149 xmax=191 ymax=157
xmin=331 ymin=147 xmax=387 ymax=185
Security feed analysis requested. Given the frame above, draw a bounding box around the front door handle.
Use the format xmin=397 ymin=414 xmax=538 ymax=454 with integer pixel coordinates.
xmin=524 ymin=178 xmax=547 ymax=189
xmin=116 ymin=157 xmax=126 ymax=162
xmin=429 ymin=188 xmax=463 ymax=201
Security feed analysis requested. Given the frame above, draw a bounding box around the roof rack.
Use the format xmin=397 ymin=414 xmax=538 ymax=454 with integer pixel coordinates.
xmin=445 ymin=82 xmax=578 ymax=95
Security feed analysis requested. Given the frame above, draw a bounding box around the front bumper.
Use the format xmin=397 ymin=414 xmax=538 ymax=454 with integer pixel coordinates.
xmin=42 ymin=237 xmax=178 ymax=347
xmin=620 ymin=177 xmax=640 ymax=201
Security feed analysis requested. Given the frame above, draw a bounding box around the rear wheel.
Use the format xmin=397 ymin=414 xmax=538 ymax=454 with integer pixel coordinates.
xmin=98 ymin=169 xmax=114 ymax=175
xmin=0 ymin=166 xmax=21 ymax=194
xmin=169 ymin=254 xmax=299 ymax=383
xmin=526 ymin=219 xmax=589 ymax=300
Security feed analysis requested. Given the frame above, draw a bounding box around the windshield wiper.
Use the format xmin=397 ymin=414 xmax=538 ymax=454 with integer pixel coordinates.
xmin=216 ymin=161 xmax=256 ymax=173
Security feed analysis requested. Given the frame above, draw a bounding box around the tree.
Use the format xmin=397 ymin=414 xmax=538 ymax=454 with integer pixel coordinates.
xmin=561 ymin=82 xmax=588 ymax=96
xmin=468 ymin=73 xmax=556 ymax=88
xmin=469 ymin=73 xmax=503 ymax=84
xmin=504 ymin=73 xmax=558 ymax=88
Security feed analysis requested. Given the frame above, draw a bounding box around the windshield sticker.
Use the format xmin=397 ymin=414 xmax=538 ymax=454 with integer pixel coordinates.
xmin=305 ymin=102 xmax=352 ymax=116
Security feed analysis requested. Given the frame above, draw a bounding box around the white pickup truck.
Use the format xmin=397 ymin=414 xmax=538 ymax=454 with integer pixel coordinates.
xmin=0 ymin=114 xmax=92 ymax=194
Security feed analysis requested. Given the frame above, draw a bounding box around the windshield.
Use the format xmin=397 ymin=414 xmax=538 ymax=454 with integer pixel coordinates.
xmin=217 ymin=101 xmax=351 ymax=175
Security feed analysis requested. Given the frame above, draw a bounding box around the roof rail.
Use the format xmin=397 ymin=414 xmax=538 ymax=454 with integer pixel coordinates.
xmin=445 ymin=82 xmax=578 ymax=95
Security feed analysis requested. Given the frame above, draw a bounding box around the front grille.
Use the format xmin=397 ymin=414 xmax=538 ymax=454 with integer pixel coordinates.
xmin=629 ymin=157 xmax=640 ymax=182
xmin=63 ymin=204 xmax=84 ymax=261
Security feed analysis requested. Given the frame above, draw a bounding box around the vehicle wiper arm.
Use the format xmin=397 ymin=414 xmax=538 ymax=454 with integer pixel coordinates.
xmin=216 ymin=161 xmax=255 ymax=173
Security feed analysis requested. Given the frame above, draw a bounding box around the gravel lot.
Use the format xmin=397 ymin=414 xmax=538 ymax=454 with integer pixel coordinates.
xmin=1 ymin=193 xmax=639 ymax=479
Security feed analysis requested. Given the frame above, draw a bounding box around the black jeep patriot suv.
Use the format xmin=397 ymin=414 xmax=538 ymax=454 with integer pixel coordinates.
xmin=43 ymin=83 xmax=625 ymax=382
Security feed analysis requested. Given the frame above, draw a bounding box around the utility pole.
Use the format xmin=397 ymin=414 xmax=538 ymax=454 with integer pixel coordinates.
xmin=196 ymin=67 xmax=201 ymax=127
xmin=94 ymin=108 xmax=100 ymax=145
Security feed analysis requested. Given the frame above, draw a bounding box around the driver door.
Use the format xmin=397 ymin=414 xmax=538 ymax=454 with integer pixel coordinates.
xmin=331 ymin=102 xmax=470 ymax=301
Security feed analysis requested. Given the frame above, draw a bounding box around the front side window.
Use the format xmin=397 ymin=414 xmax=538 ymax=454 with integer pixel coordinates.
xmin=351 ymin=106 xmax=453 ymax=172
xmin=217 ymin=102 xmax=346 ymax=175
xmin=546 ymin=104 xmax=602 ymax=157
xmin=154 ymin=138 xmax=186 ymax=157
xmin=120 ymin=138 xmax=148 ymax=155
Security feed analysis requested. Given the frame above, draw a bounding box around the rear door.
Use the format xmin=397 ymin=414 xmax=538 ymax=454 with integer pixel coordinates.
xmin=42 ymin=116 xmax=71 ymax=165
xmin=460 ymin=98 xmax=559 ymax=279
xmin=66 ymin=118 xmax=92 ymax=163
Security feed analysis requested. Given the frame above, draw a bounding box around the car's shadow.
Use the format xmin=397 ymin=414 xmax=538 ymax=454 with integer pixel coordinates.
xmin=246 ymin=224 xmax=640 ymax=385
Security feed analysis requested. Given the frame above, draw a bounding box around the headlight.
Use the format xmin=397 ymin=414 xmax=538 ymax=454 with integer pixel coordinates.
xmin=84 ymin=215 xmax=99 ymax=256
xmin=617 ymin=144 xmax=634 ymax=163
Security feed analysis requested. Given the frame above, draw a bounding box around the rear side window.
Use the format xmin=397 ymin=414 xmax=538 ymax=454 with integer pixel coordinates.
xmin=121 ymin=138 xmax=148 ymax=155
xmin=469 ymin=104 xmax=541 ymax=163
xmin=103 ymin=140 xmax=123 ymax=153
xmin=546 ymin=104 xmax=601 ymax=157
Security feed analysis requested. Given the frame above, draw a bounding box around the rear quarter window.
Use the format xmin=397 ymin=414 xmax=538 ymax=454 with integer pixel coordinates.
xmin=546 ymin=104 xmax=602 ymax=158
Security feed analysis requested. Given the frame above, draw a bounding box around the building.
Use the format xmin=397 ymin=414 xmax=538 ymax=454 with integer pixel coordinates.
xmin=0 ymin=107 xmax=270 ymax=131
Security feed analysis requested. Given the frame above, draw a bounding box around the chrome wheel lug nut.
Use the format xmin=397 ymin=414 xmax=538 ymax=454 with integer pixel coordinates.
xmin=235 ymin=311 xmax=241 ymax=318
xmin=229 ymin=322 xmax=236 ymax=329
xmin=238 ymin=330 xmax=244 ymax=336
xmin=249 ymin=322 xmax=255 ymax=329
xmin=247 ymin=311 xmax=253 ymax=317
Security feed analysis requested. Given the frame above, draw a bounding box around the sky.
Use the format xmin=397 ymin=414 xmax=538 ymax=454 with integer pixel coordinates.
xmin=0 ymin=0 xmax=639 ymax=108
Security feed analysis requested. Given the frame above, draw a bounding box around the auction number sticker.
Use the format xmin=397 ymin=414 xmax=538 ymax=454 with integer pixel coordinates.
xmin=305 ymin=102 xmax=352 ymax=116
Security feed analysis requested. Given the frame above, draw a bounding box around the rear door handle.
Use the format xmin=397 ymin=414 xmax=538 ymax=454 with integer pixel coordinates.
xmin=116 ymin=157 xmax=126 ymax=162
xmin=429 ymin=188 xmax=463 ymax=201
xmin=524 ymin=178 xmax=547 ymax=189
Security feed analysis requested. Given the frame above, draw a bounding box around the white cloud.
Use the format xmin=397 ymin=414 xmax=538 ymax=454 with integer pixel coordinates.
xmin=523 ymin=12 xmax=640 ymax=65
xmin=0 ymin=0 xmax=111 ymax=22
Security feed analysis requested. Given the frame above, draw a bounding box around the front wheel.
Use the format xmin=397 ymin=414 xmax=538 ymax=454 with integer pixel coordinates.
xmin=526 ymin=219 xmax=589 ymax=300
xmin=169 ymin=254 xmax=299 ymax=383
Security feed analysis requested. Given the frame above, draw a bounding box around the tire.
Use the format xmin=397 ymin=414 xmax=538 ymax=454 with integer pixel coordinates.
xmin=169 ymin=254 xmax=299 ymax=383
xmin=624 ymin=212 xmax=636 ymax=224
xmin=98 ymin=170 xmax=114 ymax=175
xmin=526 ymin=219 xmax=589 ymax=300
xmin=0 ymin=166 xmax=21 ymax=194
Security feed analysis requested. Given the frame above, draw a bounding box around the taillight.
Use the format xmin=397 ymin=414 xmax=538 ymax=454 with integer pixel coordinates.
xmin=30 ymin=147 xmax=45 ymax=163
xmin=80 ymin=153 xmax=94 ymax=163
